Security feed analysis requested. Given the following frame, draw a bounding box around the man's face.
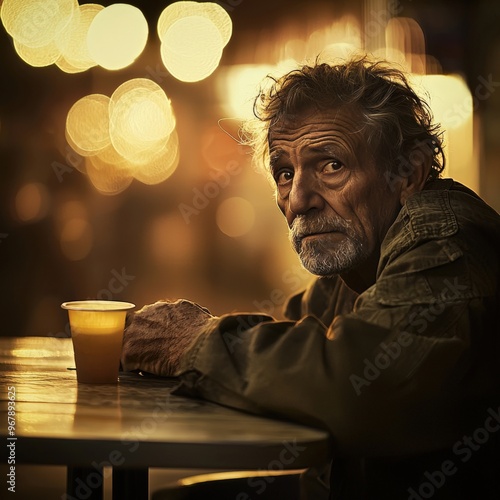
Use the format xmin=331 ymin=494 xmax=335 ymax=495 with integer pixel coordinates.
xmin=268 ymin=105 xmax=402 ymax=278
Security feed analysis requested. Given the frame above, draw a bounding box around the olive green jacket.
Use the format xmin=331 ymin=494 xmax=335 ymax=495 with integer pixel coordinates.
xmin=177 ymin=178 xmax=500 ymax=499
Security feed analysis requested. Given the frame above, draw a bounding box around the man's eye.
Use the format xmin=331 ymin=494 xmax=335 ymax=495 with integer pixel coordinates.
xmin=276 ymin=170 xmax=293 ymax=184
xmin=324 ymin=160 xmax=344 ymax=173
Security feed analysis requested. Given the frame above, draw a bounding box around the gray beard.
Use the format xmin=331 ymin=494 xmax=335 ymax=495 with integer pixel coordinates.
xmin=289 ymin=214 xmax=368 ymax=277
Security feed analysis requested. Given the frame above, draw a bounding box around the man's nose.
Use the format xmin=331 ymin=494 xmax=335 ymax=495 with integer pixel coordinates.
xmin=287 ymin=172 xmax=324 ymax=222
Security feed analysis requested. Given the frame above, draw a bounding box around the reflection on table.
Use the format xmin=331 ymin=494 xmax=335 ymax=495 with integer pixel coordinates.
xmin=0 ymin=336 xmax=332 ymax=499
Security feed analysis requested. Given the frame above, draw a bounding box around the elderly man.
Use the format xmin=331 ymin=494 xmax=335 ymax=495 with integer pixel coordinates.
xmin=122 ymin=58 xmax=500 ymax=499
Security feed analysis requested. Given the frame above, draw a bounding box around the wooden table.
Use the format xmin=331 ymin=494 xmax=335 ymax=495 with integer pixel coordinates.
xmin=0 ymin=336 xmax=331 ymax=499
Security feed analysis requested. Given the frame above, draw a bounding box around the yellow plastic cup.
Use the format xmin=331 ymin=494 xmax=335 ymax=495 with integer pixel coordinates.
xmin=61 ymin=300 xmax=135 ymax=384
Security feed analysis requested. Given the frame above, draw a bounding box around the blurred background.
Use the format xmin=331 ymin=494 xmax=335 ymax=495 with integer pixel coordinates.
xmin=1 ymin=0 xmax=499 ymax=338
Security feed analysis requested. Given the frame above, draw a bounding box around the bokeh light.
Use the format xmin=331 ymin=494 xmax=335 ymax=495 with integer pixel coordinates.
xmin=87 ymin=3 xmax=148 ymax=70
xmin=411 ymin=74 xmax=475 ymax=190
xmin=14 ymin=183 xmax=50 ymax=222
xmin=1 ymin=0 xmax=77 ymax=48
xmin=65 ymin=94 xmax=111 ymax=156
xmin=2 ymin=1 xmax=150 ymax=73
xmin=147 ymin=213 xmax=195 ymax=266
xmin=55 ymin=55 xmax=87 ymax=74
xmin=161 ymin=16 xmax=223 ymax=83
xmin=157 ymin=1 xmax=232 ymax=46
xmin=13 ymin=38 xmax=60 ymax=67
xmin=60 ymin=217 xmax=93 ymax=261
xmin=216 ymin=197 xmax=255 ymax=238
xmin=2 ymin=0 xmax=495 ymax=341
xmin=158 ymin=1 xmax=232 ymax=82
xmin=129 ymin=131 xmax=180 ymax=185
xmin=56 ymin=3 xmax=104 ymax=72
xmin=318 ymin=42 xmax=361 ymax=64
xmin=56 ymin=200 xmax=93 ymax=261
xmin=109 ymin=79 xmax=176 ymax=162
xmin=217 ymin=63 xmax=292 ymax=120
xmin=411 ymin=74 xmax=472 ymax=129
xmin=85 ymin=154 xmax=134 ymax=195
xmin=65 ymin=79 xmax=179 ymax=194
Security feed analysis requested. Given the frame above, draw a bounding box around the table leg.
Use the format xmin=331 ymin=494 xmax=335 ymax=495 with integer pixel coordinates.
xmin=112 ymin=467 xmax=149 ymax=500
xmin=66 ymin=466 xmax=104 ymax=500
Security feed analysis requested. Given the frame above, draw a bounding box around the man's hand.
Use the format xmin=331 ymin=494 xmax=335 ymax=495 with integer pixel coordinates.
xmin=121 ymin=299 xmax=215 ymax=376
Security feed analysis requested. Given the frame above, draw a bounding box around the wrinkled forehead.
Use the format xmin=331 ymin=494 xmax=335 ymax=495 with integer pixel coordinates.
xmin=268 ymin=104 xmax=367 ymax=147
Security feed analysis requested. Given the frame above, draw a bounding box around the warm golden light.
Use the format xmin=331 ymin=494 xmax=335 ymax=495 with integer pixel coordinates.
xmin=1 ymin=0 xmax=77 ymax=48
xmin=372 ymin=47 xmax=408 ymax=70
xmin=55 ymin=54 xmax=86 ymax=73
xmin=158 ymin=1 xmax=232 ymax=82
xmin=147 ymin=214 xmax=195 ymax=265
xmin=56 ymin=3 xmax=103 ymax=71
xmin=200 ymin=2 xmax=232 ymax=46
xmin=216 ymin=197 xmax=255 ymax=237
xmin=14 ymin=182 xmax=49 ymax=222
xmin=216 ymin=7 xmax=477 ymax=198
xmin=56 ymin=200 xmax=88 ymax=228
xmin=411 ymin=74 xmax=476 ymax=191
xmin=87 ymin=3 xmax=148 ymax=70
xmin=65 ymin=94 xmax=111 ymax=156
xmin=318 ymin=42 xmax=361 ymax=64
xmin=65 ymin=79 xmax=179 ymax=193
xmin=109 ymin=78 xmax=176 ymax=163
xmin=181 ymin=470 xmax=306 ymax=487
xmin=95 ymin=142 xmax=128 ymax=165
xmin=59 ymin=217 xmax=93 ymax=261
xmin=130 ymin=131 xmax=180 ymax=185
xmin=85 ymin=155 xmax=134 ymax=195
xmin=412 ymin=74 xmax=472 ymax=129
xmin=381 ymin=17 xmax=427 ymax=74
xmin=161 ymin=15 xmax=224 ymax=83
xmin=157 ymin=1 xmax=232 ymax=46
xmin=3 ymin=1 xmax=107 ymax=72
xmin=55 ymin=200 xmax=94 ymax=259
xmin=13 ymin=38 xmax=60 ymax=67
xmin=217 ymin=63 xmax=290 ymax=120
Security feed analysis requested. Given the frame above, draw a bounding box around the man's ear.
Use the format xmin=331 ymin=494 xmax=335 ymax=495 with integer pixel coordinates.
xmin=399 ymin=144 xmax=433 ymax=205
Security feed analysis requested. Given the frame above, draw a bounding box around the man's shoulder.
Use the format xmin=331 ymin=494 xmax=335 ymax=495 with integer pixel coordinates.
xmin=388 ymin=178 xmax=500 ymax=249
xmin=373 ymin=179 xmax=500 ymax=308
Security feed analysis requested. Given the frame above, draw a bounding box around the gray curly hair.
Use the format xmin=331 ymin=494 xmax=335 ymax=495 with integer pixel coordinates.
xmin=247 ymin=56 xmax=445 ymax=181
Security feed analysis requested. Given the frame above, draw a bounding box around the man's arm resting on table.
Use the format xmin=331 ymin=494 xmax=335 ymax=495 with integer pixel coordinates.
xmin=121 ymin=299 xmax=220 ymax=376
xmin=120 ymin=289 xmax=495 ymax=457
xmin=121 ymin=228 xmax=499 ymax=458
xmin=173 ymin=227 xmax=499 ymax=457
xmin=174 ymin=303 xmax=478 ymax=457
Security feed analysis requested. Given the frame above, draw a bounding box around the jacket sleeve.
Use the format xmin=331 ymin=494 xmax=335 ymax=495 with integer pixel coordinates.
xmin=175 ymin=200 xmax=500 ymax=457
